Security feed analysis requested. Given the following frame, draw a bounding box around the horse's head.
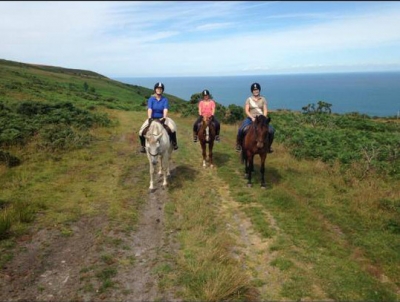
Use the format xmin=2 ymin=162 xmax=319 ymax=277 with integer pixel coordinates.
xmin=145 ymin=121 xmax=165 ymax=164
xmin=202 ymin=115 xmax=213 ymax=125
xmin=253 ymin=115 xmax=270 ymax=149
xmin=199 ymin=116 xmax=215 ymax=142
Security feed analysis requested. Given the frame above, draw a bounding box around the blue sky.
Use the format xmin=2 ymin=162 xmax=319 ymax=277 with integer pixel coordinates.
xmin=1 ymin=1 xmax=400 ymax=77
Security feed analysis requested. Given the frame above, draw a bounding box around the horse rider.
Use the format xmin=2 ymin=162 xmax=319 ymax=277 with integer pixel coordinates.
xmin=192 ymin=89 xmax=221 ymax=142
xmin=235 ymin=82 xmax=275 ymax=153
xmin=138 ymin=82 xmax=178 ymax=153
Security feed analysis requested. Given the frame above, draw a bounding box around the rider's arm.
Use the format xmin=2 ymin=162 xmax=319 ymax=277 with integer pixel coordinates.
xmin=245 ymin=102 xmax=254 ymax=121
xmin=147 ymin=108 xmax=152 ymax=119
xmin=198 ymin=101 xmax=203 ymax=116
xmin=163 ymin=108 xmax=168 ymax=118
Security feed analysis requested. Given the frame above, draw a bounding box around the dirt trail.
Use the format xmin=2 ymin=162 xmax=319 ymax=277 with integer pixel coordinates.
xmin=0 ymin=164 xmax=179 ymax=302
xmin=0 ymin=112 xmax=282 ymax=301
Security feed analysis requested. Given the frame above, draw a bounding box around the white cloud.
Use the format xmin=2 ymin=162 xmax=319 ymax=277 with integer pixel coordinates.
xmin=1 ymin=1 xmax=400 ymax=77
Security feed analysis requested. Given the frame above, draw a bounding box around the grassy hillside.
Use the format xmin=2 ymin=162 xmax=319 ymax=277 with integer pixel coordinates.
xmin=0 ymin=58 xmax=187 ymax=112
xmin=1 ymin=59 xmax=399 ymax=301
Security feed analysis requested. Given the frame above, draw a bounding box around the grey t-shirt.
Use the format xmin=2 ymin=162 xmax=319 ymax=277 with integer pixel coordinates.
xmin=245 ymin=96 xmax=267 ymax=117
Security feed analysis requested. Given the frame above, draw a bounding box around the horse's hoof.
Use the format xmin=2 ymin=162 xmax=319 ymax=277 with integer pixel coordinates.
xmin=247 ymin=183 xmax=252 ymax=188
xmin=261 ymin=186 xmax=266 ymax=190
xmin=149 ymin=188 xmax=155 ymax=193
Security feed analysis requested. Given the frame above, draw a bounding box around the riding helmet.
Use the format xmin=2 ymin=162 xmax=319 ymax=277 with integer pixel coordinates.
xmin=202 ymin=89 xmax=210 ymax=96
xmin=154 ymin=82 xmax=165 ymax=91
xmin=250 ymin=82 xmax=261 ymax=92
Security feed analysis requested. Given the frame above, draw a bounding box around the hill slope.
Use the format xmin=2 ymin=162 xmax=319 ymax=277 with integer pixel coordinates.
xmin=0 ymin=58 xmax=187 ymax=112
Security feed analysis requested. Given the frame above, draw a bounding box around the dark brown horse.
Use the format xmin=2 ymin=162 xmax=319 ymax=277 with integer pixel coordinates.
xmin=197 ymin=116 xmax=216 ymax=168
xmin=241 ymin=115 xmax=271 ymax=188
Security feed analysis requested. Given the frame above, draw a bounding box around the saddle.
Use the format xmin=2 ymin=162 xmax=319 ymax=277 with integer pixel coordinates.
xmin=143 ymin=118 xmax=172 ymax=136
xmin=240 ymin=116 xmax=271 ymax=142
xmin=197 ymin=118 xmax=215 ymax=133
xmin=239 ymin=124 xmax=251 ymax=142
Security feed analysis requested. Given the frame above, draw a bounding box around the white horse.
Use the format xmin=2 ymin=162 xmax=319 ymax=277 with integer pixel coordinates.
xmin=144 ymin=120 xmax=173 ymax=191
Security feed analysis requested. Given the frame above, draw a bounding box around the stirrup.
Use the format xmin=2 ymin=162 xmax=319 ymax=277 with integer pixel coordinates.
xmin=215 ymin=135 xmax=220 ymax=142
xmin=235 ymin=145 xmax=241 ymax=152
xmin=173 ymin=145 xmax=179 ymax=150
xmin=140 ymin=146 xmax=146 ymax=153
xmin=193 ymin=136 xmax=198 ymax=143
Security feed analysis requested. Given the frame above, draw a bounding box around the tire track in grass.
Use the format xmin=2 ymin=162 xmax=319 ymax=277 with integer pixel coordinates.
xmin=179 ymin=120 xmax=287 ymax=300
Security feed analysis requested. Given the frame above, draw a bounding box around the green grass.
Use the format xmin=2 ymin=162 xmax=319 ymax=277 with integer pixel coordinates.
xmin=0 ymin=59 xmax=399 ymax=301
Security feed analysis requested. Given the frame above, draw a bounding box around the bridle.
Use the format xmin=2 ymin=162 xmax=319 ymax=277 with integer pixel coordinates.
xmin=146 ymin=134 xmax=161 ymax=157
xmin=253 ymin=116 xmax=269 ymax=146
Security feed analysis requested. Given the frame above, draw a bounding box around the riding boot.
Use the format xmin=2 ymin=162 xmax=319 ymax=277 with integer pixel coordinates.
xmin=139 ymin=135 xmax=146 ymax=153
xmin=215 ymin=122 xmax=220 ymax=142
xmin=171 ymin=132 xmax=179 ymax=150
xmin=268 ymin=134 xmax=274 ymax=153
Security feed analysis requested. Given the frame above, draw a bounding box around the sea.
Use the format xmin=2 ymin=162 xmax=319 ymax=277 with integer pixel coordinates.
xmin=115 ymin=72 xmax=400 ymax=118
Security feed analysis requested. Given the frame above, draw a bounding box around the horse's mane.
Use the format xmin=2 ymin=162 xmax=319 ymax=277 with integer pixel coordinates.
xmin=254 ymin=115 xmax=270 ymax=126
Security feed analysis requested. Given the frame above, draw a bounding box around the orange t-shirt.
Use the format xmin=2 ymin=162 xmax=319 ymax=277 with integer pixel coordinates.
xmin=198 ymin=100 xmax=216 ymax=118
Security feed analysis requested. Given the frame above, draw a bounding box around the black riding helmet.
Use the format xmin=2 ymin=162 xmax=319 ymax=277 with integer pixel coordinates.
xmin=202 ymin=89 xmax=210 ymax=96
xmin=250 ymin=82 xmax=261 ymax=92
xmin=154 ymin=82 xmax=165 ymax=92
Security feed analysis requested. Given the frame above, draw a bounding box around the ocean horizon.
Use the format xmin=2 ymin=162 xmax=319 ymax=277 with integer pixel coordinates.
xmin=115 ymin=72 xmax=400 ymax=118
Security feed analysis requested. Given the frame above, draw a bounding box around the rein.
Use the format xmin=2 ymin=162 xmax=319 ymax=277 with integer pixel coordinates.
xmin=147 ymin=147 xmax=160 ymax=157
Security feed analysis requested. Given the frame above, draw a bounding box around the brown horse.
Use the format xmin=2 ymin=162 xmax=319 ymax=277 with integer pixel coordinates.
xmin=197 ymin=116 xmax=216 ymax=168
xmin=241 ymin=115 xmax=271 ymax=188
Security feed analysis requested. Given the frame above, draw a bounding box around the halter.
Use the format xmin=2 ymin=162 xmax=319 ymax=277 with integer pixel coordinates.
xmin=253 ymin=116 xmax=268 ymax=146
xmin=147 ymin=145 xmax=160 ymax=157
xmin=146 ymin=121 xmax=164 ymax=157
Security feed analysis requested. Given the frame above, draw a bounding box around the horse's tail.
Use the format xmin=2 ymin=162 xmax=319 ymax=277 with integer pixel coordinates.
xmin=240 ymin=148 xmax=246 ymax=164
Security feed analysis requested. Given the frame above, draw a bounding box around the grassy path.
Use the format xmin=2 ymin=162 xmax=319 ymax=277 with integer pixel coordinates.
xmin=1 ymin=109 xmax=399 ymax=301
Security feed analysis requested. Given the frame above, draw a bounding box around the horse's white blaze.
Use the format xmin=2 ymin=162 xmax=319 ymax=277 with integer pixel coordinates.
xmin=145 ymin=121 xmax=173 ymax=191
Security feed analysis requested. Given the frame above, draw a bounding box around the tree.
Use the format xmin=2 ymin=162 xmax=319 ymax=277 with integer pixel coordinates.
xmin=302 ymin=101 xmax=332 ymax=114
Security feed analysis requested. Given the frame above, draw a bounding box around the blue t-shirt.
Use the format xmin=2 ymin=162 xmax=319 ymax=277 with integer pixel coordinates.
xmin=147 ymin=95 xmax=169 ymax=118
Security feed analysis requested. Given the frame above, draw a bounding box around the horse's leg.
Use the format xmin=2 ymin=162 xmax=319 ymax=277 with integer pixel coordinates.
xmin=167 ymin=147 xmax=172 ymax=177
xmin=260 ymin=153 xmax=267 ymax=188
xmin=247 ymin=153 xmax=254 ymax=187
xmin=160 ymin=154 xmax=168 ymax=188
xmin=148 ymin=155 xmax=155 ymax=191
xmin=242 ymin=151 xmax=249 ymax=179
xmin=209 ymin=141 xmax=214 ymax=168
xmin=201 ymin=142 xmax=207 ymax=167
